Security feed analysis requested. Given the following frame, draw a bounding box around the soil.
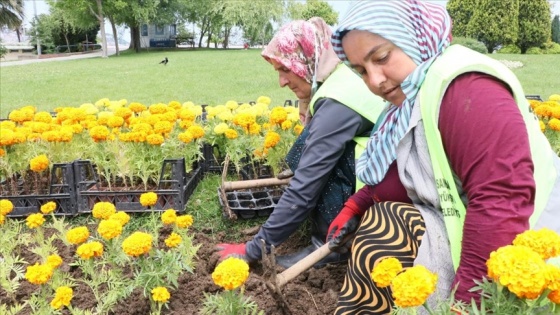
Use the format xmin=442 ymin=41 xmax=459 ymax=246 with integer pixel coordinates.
xmin=1 ymin=222 xmax=346 ymax=315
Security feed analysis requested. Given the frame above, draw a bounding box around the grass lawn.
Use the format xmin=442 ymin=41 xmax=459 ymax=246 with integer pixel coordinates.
xmin=0 ymin=48 xmax=294 ymax=117
xmin=1 ymin=49 xmax=559 ymax=117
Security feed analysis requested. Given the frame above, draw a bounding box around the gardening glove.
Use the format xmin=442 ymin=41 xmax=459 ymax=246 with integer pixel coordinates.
xmin=276 ymin=169 xmax=294 ymax=179
xmin=216 ymin=243 xmax=249 ymax=261
xmin=326 ymin=199 xmax=364 ymax=253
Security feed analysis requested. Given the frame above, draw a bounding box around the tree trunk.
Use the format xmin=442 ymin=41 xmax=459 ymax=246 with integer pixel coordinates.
xmin=96 ymin=0 xmax=108 ymax=58
xmin=108 ymin=16 xmax=119 ymax=56
xmin=15 ymin=27 xmax=21 ymax=42
xmin=222 ymin=27 xmax=231 ymax=49
xmin=129 ymin=25 xmax=141 ymax=52
xmin=64 ymin=33 xmax=70 ymax=52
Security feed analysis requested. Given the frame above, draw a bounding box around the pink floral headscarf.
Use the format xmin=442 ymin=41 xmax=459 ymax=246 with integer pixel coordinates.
xmin=262 ymin=17 xmax=340 ymax=123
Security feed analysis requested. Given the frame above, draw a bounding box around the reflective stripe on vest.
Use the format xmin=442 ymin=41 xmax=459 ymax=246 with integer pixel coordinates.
xmin=420 ymin=44 xmax=558 ymax=270
xmin=309 ymin=63 xmax=386 ymax=190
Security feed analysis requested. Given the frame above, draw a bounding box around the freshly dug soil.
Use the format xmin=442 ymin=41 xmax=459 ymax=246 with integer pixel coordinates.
xmin=1 ymin=222 xmax=346 ymax=315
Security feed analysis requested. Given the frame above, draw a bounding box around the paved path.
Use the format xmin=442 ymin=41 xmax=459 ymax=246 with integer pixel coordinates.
xmin=0 ymin=46 xmax=120 ymax=67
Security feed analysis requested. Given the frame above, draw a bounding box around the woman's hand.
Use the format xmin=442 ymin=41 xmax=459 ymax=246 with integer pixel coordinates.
xmin=327 ymin=199 xmax=364 ymax=252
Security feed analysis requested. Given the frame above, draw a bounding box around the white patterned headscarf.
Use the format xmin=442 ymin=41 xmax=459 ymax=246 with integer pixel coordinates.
xmin=331 ymin=0 xmax=452 ymax=185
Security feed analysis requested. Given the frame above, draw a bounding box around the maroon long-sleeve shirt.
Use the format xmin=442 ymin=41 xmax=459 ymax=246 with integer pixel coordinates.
xmin=349 ymin=72 xmax=535 ymax=303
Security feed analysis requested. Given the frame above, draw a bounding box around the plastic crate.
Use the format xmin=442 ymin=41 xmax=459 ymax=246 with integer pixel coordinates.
xmin=2 ymin=163 xmax=78 ymax=217
xmin=73 ymin=158 xmax=201 ymax=213
xmin=201 ymin=143 xmax=238 ymax=174
xmin=218 ymin=186 xmax=285 ymax=219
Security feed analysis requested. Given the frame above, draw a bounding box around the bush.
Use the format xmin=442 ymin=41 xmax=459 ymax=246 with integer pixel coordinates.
xmin=451 ymin=37 xmax=488 ymax=54
xmin=0 ymin=42 xmax=6 ymax=59
xmin=526 ymin=47 xmax=542 ymax=54
xmin=541 ymin=41 xmax=560 ymax=54
xmin=497 ymin=44 xmax=521 ymax=54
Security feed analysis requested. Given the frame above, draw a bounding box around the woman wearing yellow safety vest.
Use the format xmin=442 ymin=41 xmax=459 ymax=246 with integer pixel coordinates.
xmin=326 ymin=1 xmax=560 ymax=314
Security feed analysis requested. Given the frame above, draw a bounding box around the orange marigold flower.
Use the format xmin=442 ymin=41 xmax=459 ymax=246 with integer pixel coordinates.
xmin=89 ymin=125 xmax=110 ymax=142
xmin=549 ymin=290 xmax=560 ymax=304
xmin=30 ymin=154 xmax=49 ymax=172
xmin=264 ymin=132 xmax=281 ymax=149
xmin=294 ymin=124 xmax=304 ymax=135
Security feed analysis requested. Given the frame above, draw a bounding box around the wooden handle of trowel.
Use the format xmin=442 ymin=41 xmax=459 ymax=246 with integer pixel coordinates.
xmin=222 ymin=177 xmax=291 ymax=191
xmin=275 ymin=242 xmax=332 ymax=289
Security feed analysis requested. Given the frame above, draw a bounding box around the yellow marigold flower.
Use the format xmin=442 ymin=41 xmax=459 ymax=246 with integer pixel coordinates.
xmin=132 ymin=122 xmax=152 ymax=133
xmin=212 ymin=257 xmax=250 ymax=290
xmin=529 ymin=99 xmax=542 ymax=110
xmin=187 ymin=125 xmax=205 ymax=139
xmin=89 ymin=125 xmax=110 ymax=142
xmin=534 ymin=105 xmax=552 ymax=118
xmin=25 ymin=263 xmax=53 ymax=285
xmin=165 ymin=232 xmax=182 ymax=248
xmin=540 ymin=120 xmax=546 ymax=132
xmin=179 ymin=119 xmax=194 ymax=129
xmin=46 ymin=254 xmax=63 ymax=269
xmin=264 ymin=131 xmax=281 ymax=149
xmin=248 ymin=123 xmax=261 ymax=135
xmin=50 ymin=286 xmax=73 ymax=309
xmin=179 ymin=108 xmax=197 ymax=121
xmin=161 ymin=209 xmax=177 ymax=225
xmin=281 ymin=120 xmax=292 ymax=130
xmin=547 ymin=264 xmax=560 ymax=291
xmin=0 ymin=199 xmax=14 ymax=215
xmin=151 ymin=286 xmax=171 ymax=303
xmin=176 ymin=214 xmax=193 ymax=228
xmin=294 ymin=124 xmax=304 ymax=135
xmin=26 ymin=213 xmax=45 ymax=229
xmin=30 ymin=154 xmax=49 ymax=172
xmin=257 ymin=96 xmax=271 ymax=105
xmin=92 ymin=201 xmax=117 ymax=220
xmin=76 ymin=241 xmax=104 ymax=259
xmin=140 ymin=192 xmax=158 ymax=207
xmin=9 ymin=109 xmax=33 ymax=123
xmin=0 ymin=128 xmax=15 ymax=146
xmin=217 ymin=110 xmax=234 ymax=121
xmin=122 ymin=231 xmax=153 ymax=257
xmin=115 ymin=107 xmax=133 ymax=120
xmin=0 ymin=214 xmax=5 ymax=225
xmin=512 ymin=228 xmax=560 ymax=260
xmin=1 ymin=120 xmax=16 ymax=130
xmin=551 ymin=107 xmax=560 ymax=120
xmin=97 ymin=219 xmax=123 ymax=240
xmin=253 ymin=148 xmax=265 ymax=158
xmin=34 ymin=111 xmax=53 ymax=123
xmin=147 ymin=134 xmax=165 ymax=145
xmin=40 ymin=201 xmax=57 ymax=214
xmin=549 ymin=290 xmax=560 ymax=304
xmin=224 ymin=128 xmax=238 ymax=139
xmin=178 ymin=131 xmax=193 ymax=143
xmin=269 ymin=107 xmax=288 ymax=125
xmin=154 ymin=120 xmax=173 ymax=134
xmin=225 ymin=100 xmax=239 ymax=110
xmin=233 ymin=112 xmax=256 ymax=128
xmin=391 ymin=265 xmax=437 ymax=308
xmin=549 ymin=118 xmax=560 ymax=131
xmin=109 ymin=211 xmax=130 ymax=226
xmin=66 ymin=226 xmax=90 ymax=245
xmin=107 ymin=116 xmax=124 ymax=128
xmin=549 ymin=94 xmax=560 ymax=102
xmin=487 ymin=245 xmax=549 ymax=299
xmin=371 ymin=257 xmax=403 ymax=288
xmin=149 ymin=103 xmax=168 ymax=114
xmin=214 ymin=122 xmax=229 ymax=134
xmin=129 ymin=102 xmax=146 ymax=113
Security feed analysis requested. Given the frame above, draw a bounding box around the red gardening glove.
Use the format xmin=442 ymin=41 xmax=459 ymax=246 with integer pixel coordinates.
xmin=216 ymin=243 xmax=248 ymax=261
xmin=326 ymin=199 xmax=364 ymax=253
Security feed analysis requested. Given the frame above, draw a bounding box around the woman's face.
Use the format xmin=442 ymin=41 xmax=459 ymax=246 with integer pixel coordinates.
xmin=342 ymin=30 xmax=417 ymax=106
xmin=270 ymin=59 xmax=311 ymax=100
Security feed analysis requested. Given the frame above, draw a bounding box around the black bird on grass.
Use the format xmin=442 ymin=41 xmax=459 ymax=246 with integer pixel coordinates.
xmin=159 ymin=57 xmax=168 ymax=65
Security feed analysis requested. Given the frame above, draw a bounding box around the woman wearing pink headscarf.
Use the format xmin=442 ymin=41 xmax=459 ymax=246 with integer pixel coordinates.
xmin=216 ymin=17 xmax=384 ymax=269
